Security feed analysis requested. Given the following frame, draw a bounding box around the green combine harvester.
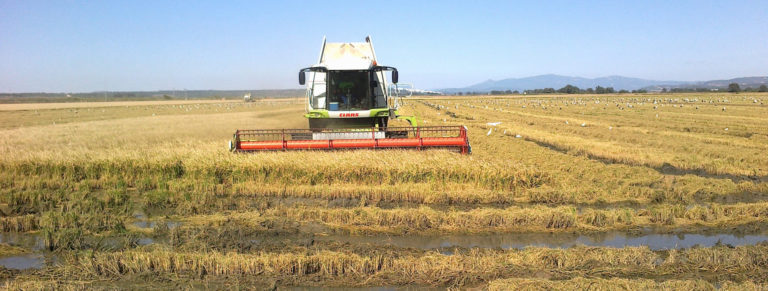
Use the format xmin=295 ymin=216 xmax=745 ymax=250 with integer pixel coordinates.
xmin=230 ymin=36 xmax=470 ymax=154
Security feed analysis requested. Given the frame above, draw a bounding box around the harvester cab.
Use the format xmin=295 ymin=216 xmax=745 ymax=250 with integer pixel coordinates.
xmin=230 ymin=36 xmax=471 ymax=154
xmin=299 ymin=36 xmax=411 ymax=129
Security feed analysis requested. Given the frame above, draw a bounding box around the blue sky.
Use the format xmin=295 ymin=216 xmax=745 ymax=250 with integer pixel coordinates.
xmin=1 ymin=0 xmax=766 ymax=92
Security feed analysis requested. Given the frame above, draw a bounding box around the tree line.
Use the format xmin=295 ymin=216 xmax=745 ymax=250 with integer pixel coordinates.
xmin=456 ymin=85 xmax=645 ymax=96
xmin=454 ymin=83 xmax=767 ymax=95
xmin=725 ymin=83 xmax=767 ymax=93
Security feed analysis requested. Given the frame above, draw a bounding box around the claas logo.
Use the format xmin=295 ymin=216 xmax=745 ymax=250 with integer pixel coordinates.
xmin=340 ymin=113 xmax=359 ymax=117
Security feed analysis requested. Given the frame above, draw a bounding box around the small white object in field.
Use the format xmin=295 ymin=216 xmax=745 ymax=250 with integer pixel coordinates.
xmin=609 ymin=126 xmax=613 ymax=130
xmin=565 ymin=120 xmax=569 ymax=125
xmin=503 ymin=129 xmax=507 ymax=134
xmin=722 ymin=107 xmax=726 ymax=111
xmin=580 ymin=123 xmax=586 ymax=127
xmin=515 ymin=134 xmax=522 ymax=138
xmin=655 ymin=114 xmax=659 ymax=118
xmin=725 ymin=127 xmax=729 ymax=131
xmin=487 ymin=128 xmax=492 ymax=136
xmin=486 ymin=122 xmax=502 ymax=126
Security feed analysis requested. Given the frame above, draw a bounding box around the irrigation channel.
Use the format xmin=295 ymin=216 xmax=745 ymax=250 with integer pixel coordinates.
xmin=314 ymin=231 xmax=768 ymax=252
xmin=3 ymin=229 xmax=768 ymax=271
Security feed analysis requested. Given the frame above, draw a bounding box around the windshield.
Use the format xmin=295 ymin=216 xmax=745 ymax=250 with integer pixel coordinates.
xmin=327 ymin=70 xmax=373 ymax=110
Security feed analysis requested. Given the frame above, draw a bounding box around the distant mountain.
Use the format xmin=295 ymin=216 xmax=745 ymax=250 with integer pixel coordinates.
xmin=441 ymin=74 xmax=689 ymax=93
xmin=441 ymin=74 xmax=768 ymax=93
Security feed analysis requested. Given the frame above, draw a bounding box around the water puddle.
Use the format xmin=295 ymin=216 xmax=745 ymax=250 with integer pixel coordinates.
xmin=132 ymin=220 xmax=182 ymax=229
xmin=0 ymin=232 xmax=45 ymax=250
xmin=138 ymin=237 xmax=155 ymax=245
xmin=0 ymin=253 xmax=44 ymax=270
xmin=316 ymin=231 xmax=768 ymax=251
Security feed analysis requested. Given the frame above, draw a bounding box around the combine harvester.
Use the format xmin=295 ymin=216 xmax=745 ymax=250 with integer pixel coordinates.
xmin=230 ymin=36 xmax=470 ymax=154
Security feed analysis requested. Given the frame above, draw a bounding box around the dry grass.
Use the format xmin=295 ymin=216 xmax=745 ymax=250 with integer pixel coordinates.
xmin=0 ymin=214 xmax=38 ymax=232
xmin=0 ymin=243 xmax=29 ymax=256
xmin=406 ymin=95 xmax=768 ymax=206
xmin=486 ymin=277 xmax=765 ymax=291
xmin=42 ymin=244 xmax=768 ymax=287
xmin=411 ymin=93 xmax=768 ymax=177
xmin=181 ymin=201 xmax=768 ymax=234
xmin=2 ymin=94 xmax=768 ymax=288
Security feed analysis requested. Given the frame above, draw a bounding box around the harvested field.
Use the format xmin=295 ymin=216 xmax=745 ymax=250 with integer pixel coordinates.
xmin=1 ymin=94 xmax=767 ymax=289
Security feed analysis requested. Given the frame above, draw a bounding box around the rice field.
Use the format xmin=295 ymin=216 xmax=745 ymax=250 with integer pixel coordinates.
xmin=1 ymin=93 xmax=767 ymax=289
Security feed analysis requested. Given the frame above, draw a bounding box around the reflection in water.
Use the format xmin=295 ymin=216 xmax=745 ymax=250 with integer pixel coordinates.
xmin=316 ymin=231 xmax=768 ymax=251
xmin=0 ymin=253 xmax=44 ymax=270
xmin=132 ymin=220 xmax=182 ymax=229
xmin=138 ymin=237 xmax=155 ymax=245
xmin=0 ymin=232 xmax=45 ymax=250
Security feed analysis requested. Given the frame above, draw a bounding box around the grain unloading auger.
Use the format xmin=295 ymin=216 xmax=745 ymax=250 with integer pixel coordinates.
xmin=230 ymin=36 xmax=471 ymax=154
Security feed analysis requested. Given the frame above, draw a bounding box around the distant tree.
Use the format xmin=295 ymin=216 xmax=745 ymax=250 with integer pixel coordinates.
xmin=457 ymin=92 xmax=463 ymax=96
xmin=759 ymin=85 xmax=768 ymax=92
xmin=512 ymin=90 xmax=520 ymax=94
xmin=163 ymin=94 xmax=173 ymax=100
xmin=586 ymin=88 xmax=594 ymax=94
xmin=618 ymin=89 xmax=629 ymax=94
xmin=558 ymin=84 xmax=580 ymax=94
xmin=595 ymin=86 xmax=606 ymax=94
xmin=728 ymin=83 xmax=741 ymax=92
xmin=605 ymin=87 xmax=615 ymax=94
xmin=661 ymin=88 xmax=667 ymax=93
